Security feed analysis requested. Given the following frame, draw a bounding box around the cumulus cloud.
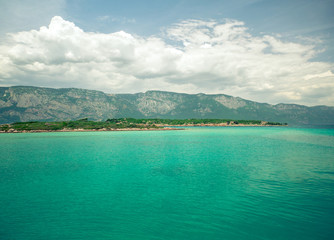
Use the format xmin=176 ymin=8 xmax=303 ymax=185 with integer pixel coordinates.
xmin=0 ymin=16 xmax=333 ymax=106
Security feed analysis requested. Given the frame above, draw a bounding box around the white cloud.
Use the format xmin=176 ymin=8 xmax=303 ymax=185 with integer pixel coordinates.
xmin=97 ymin=16 xmax=110 ymax=21
xmin=0 ymin=16 xmax=333 ymax=106
xmin=97 ymin=15 xmax=136 ymax=24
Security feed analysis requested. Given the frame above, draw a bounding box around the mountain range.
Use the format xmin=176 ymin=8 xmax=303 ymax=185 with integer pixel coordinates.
xmin=1 ymin=86 xmax=333 ymax=125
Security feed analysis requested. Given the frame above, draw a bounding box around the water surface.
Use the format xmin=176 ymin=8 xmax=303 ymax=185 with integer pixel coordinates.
xmin=0 ymin=127 xmax=333 ymax=239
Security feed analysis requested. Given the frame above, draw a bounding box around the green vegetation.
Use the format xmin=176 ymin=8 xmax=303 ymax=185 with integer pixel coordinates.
xmin=0 ymin=118 xmax=286 ymax=132
xmin=107 ymin=118 xmax=285 ymax=126
xmin=0 ymin=118 xmax=160 ymax=132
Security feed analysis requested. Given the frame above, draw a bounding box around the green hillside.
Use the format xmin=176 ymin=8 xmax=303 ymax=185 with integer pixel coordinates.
xmin=0 ymin=86 xmax=333 ymax=125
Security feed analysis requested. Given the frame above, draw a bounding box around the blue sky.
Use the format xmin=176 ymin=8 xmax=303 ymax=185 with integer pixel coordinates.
xmin=0 ymin=0 xmax=333 ymax=106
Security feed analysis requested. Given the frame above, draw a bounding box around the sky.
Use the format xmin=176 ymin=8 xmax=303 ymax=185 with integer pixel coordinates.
xmin=0 ymin=0 xmax=333 ymax=106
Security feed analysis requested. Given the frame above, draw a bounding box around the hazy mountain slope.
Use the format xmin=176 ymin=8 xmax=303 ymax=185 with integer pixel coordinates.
xmin=1 ymin=86 xmax=333 ymax=125
xmin=0 ymin=86 xmax=137 ymax=123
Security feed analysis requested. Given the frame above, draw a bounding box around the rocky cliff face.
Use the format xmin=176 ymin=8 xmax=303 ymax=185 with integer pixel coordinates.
xmin=0 ymin=87 xmax=118 ymax=123
xmin=1 ymin=86 xmax=334 ymax=125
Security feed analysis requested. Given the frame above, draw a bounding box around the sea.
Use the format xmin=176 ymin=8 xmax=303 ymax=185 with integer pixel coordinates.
xmin=0 ymin=126 xmax=333 ymax=240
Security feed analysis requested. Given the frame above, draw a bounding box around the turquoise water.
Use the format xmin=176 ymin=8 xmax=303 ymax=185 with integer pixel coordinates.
xmin=0 ymin=127 xmax=334 ymax=240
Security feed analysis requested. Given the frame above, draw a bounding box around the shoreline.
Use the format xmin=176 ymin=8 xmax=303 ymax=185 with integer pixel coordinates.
xmin=0 ymin=127 xmax=182 ymax=134
xmin=0 ymin=124 xmax=285 ymax=134
xmin=158 ymin=124 xmax=280 ymax=127
xmin=157 ymin=123 xmax=286 ymax=127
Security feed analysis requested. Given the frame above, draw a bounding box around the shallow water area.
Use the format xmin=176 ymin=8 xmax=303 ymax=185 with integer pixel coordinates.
xmin=0 ymin=127 xmax=334 ymax=240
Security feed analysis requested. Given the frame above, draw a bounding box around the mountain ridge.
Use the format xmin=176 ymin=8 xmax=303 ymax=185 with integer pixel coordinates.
xmin=1 ymin=86 xmax=333 ymax=125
